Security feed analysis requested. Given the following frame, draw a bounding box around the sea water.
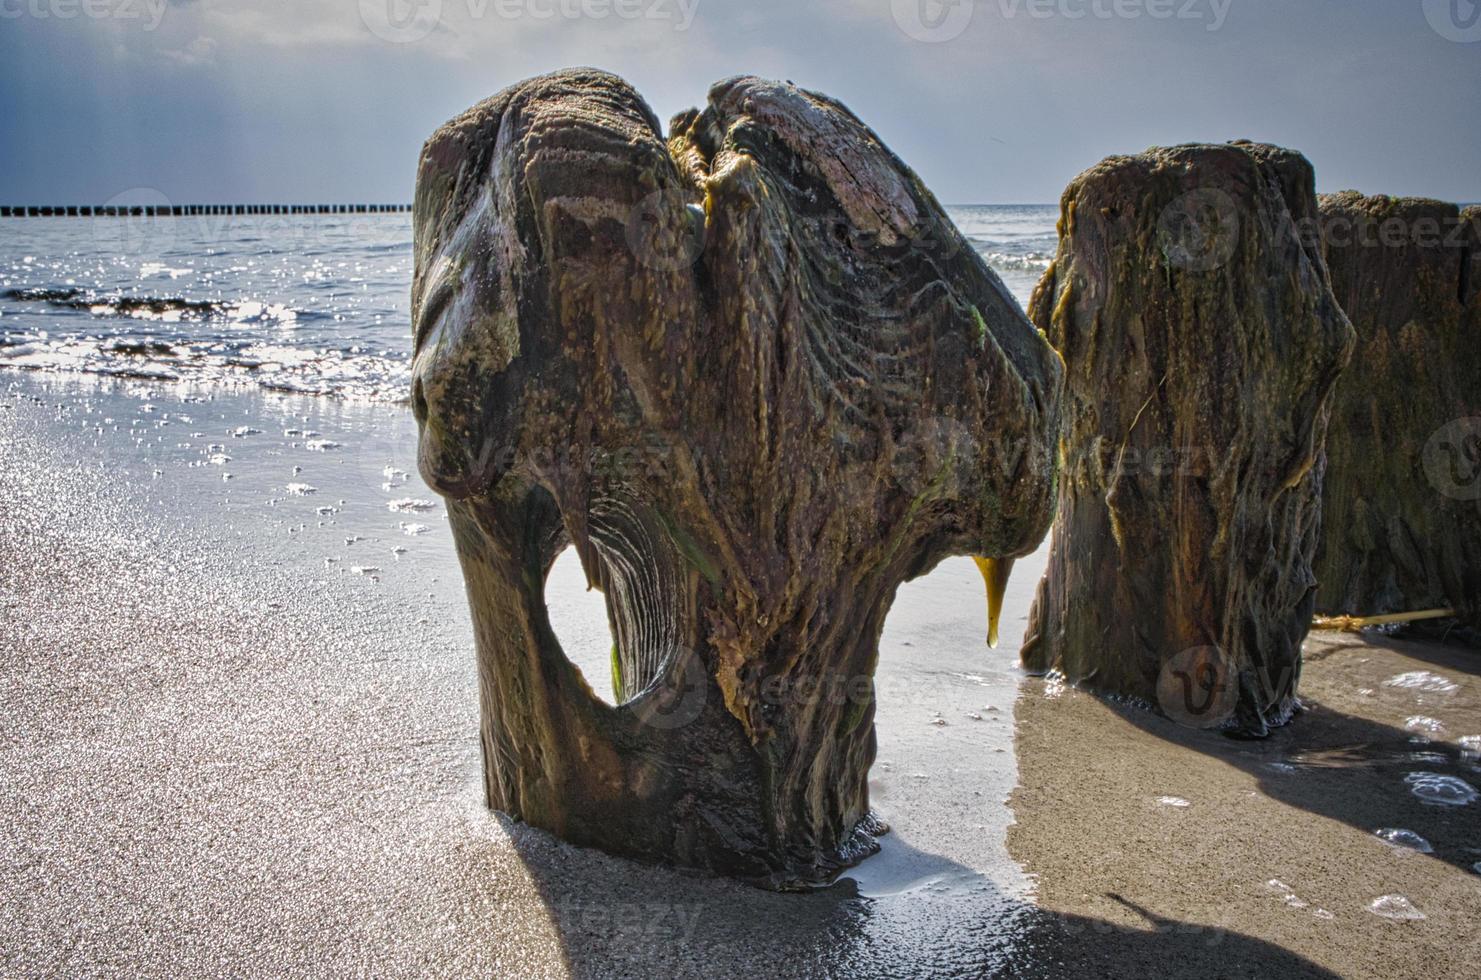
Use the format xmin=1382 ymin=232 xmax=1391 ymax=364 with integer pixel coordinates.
xmin=0 ymin=206 xmax=1059 ymax=401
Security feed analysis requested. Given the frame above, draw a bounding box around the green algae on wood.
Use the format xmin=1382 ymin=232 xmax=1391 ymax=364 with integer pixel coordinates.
xmin=970 ymin=305 xmax=988 ymax=350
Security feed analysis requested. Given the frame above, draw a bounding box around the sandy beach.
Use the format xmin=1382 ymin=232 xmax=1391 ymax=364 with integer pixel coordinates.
xmin=4 ymin=0 xmax=1478 ymax=974
xmin=2 ymin=370 xmax=1475 ymax=978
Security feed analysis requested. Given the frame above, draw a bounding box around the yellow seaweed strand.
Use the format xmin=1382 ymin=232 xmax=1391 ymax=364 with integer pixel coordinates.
xmin=1310 ymin=608 xmax=1456 ymax=631
xmin=972 ymin=556 xmax=1016 ymax=649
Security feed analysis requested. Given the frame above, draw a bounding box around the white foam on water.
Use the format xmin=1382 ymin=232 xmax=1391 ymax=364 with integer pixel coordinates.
xmin=1368 ymin=895 xmax=1425 ymax=921
xmin=1266 ymin=879 xmax=1309 ymax=909
xmin=139 ymin=263 xmax=193 ymax=279
xmin=1404 ymin=772 xmax=1478 ymax=806
xmin=285 ymin=483 xmax=318 ymax=496
xmin=1374 ymin=828 xmax=1433 ymax=853
xmin=1384 ymin=672 xmax=1459 ymax=694
xmin=1265 ymin=879 xmax=1332 ymax=918
xmin=1404 ymin=716 xmax=1446 ymax=735
xmin=840 ymin=835 xmax=989 ymax=899
xmin=388 ymin=498 xmax=435 ymax=513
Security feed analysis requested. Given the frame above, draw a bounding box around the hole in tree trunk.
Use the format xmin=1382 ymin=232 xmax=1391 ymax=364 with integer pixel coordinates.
xmin=544 ymin=546 xmax=619 ymax=706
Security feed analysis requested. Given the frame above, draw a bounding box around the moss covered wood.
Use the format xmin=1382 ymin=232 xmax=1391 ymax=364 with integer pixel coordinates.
xmin=1022 ymin=143 xmax=1355 ymax=736
xmin=410 ymin=70 xmax=1063 ymax=887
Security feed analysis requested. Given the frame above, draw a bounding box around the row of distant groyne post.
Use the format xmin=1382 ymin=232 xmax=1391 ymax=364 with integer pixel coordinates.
xmin=1 ymin=204 xmax=412 ymax=217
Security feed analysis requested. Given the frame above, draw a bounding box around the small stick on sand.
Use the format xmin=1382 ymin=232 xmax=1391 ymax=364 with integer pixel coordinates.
xmin=1310 ymin=608 xmax=1457 ymax=631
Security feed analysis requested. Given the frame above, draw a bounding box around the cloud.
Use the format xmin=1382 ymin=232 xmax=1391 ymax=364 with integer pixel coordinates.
xmin=160 ymin=34 xmax=217 ymax=66
xmin=1 ymin=0 xmax=1477 ymax=203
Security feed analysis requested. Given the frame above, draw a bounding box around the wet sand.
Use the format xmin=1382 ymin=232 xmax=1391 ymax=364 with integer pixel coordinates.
xmin=2 ymin=373 xmax=1477 ymax=978
xmin=1009 ymin=632 xmax=1481 ymax=978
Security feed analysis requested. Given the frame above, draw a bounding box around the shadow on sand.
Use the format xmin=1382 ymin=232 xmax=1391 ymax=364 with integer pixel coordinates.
xmin=484 ymin=632 xmax=1474 ymax=977
xmin=1102 ymin=632 xmax=1481 ymax=875
xmin=499 ymin=817 xmax=1340 ymax=979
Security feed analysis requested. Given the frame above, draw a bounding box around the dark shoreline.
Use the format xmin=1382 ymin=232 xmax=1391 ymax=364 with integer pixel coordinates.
xmin=2 ymin=204 xmax=411 ymax=217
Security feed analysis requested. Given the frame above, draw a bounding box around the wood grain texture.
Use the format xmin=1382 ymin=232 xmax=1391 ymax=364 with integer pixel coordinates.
xmin=1314 ymin=193 xmax=1481 ymax=632
xmin=410 ymin=69 xmax=1063 ymax=887
xmin=1022 ymin=143 xmax=1354 ymax=736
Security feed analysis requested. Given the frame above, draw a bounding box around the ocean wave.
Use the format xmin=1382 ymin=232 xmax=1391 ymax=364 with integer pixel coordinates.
xmin=0 ymin=333 xmax=410 ymax=402
xmin=979 ymin=251 xmax=1055 ymax=273
xmin=1 ymin=288 xmax=304 ymax=324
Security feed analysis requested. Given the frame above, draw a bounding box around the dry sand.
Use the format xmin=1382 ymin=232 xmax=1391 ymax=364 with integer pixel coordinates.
xmin=2 ymin=374 xmax=1477 ymax=978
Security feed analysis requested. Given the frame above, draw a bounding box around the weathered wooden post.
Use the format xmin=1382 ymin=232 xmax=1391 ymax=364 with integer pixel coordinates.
xmin=411 ymin=69 xmax=1063 ymax=885
xmin=1314 ymin=194 xmax=1481 ymax=631
xmin=1022 ymin=143 xmax=1355 ymax=735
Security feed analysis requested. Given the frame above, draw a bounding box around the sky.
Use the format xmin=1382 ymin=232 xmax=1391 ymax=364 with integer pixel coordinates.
xmin=0 ymin=0 xmax=1478 ymax=205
